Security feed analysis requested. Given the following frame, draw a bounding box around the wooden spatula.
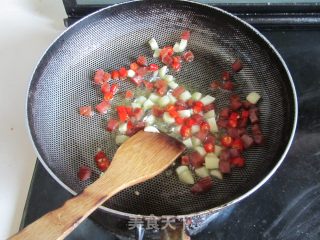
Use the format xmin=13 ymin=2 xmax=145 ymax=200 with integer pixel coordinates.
xmin=10 ymin=131 xmax=185 ymax=240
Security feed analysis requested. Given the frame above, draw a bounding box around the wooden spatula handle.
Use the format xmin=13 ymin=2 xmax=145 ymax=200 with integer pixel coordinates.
xmin=10 ymin=132 xmax=185 ymax=240
xmin=9 ymin=176 xmax=117 ymax=240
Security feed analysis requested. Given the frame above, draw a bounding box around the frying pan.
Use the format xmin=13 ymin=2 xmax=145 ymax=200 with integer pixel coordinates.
xmin=27 ymin=0 xmax=297 ymax=237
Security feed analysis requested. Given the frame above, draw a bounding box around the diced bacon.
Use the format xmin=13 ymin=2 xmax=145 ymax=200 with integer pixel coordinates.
xmin=219 ymin=108 xmax=230 ymax=119
xmin=79 ymin=106 xmax=93 ymax=117
xmin=137 ymin=56 xmax=147 ymax=66
xmin=130 ymin=62 xmax=139 ymax=71
xmin=189 ymin=151 xmax=205 ymax=168
xmin=238 ymin=128 xmax=247 ymax=137
xmin=111 ymin=70 xmax=119 ymax=80
xmin=78 ymin=166 xmax=91 ymax=181
xmin=229 ymin=148 xmax=240 ymax=158
xmin=238 ymin=117 xmax=248 ymax=128
xmin=219 ymin=160 xmax=230 ymax=174
xmin=175 ymin=100 xmax=188 ymax=110
xmin=181 ymin=30 xmax=191 ymax=40
xmin=119 ymin=67 xmax=127 ymax=80
xmin=192 ymin=114 xmax=204 ymax=124
xmin=196 ymin=130 xmax=208 ymax=141
xmin=183 ymin=50 xmax=194 ymax=62
xmin=251 ymin=123 xmax=262 ymax=135
xmin=126 ymin=122 xmax=146 ymax=136
xmin=95 ymin=101 xmax=110 ymax=114
xmin=217 ymin=119 xmax=228 ymax=128
xmin=253 ymin=134 xmax=264 ymax=145
xmin=228 ymin=127 xmax=240 ymax=139
xmin=241 ymin=134 xmax=254 ymax=149
xmin=130 ymin=75 xmax=143 ymax=86
xmin=106 ymin=119 xmax=119 ymax=132
xmin=143 ymin=80 xmax=154 ymax=91
xmin=103 ymin=72 xmax=111 ymax=82
xmin=148 ymin=63 xmax=159 ymax=72
xmin=93 ymin=69 xmax=105 ymax=85
xmin=203 ymin=103 xmax=215 ymax=112
xmin=230 ymin=157 xmax=245 ymax=168
xmin=152 ymin=106 xmax=164 ymax=118
xmin=249 ymin=107 xmax=259 ymax=124
xmin=172 ymin=86 xmax=185 ymax=98
xmin=219 ymin=149 xmax=230 ymax=162
xmin=242 ymin=100 xmax=254 ymax=109
xmin=125 ymin=90 xmax=134 ymax=99
xmin=191 ymin=177 xmax=213 ymax=194
xmin=100 ymin=82 xmax=110 ymax=94
xmin=181 ymin=155 xmax=190 ymax=165
xmin=136 ymin=67 xmax=149 ymax=77
xmin=210 ymin=80 xmax=221 ymax=90
xmin=232 ymin=59 xmax=243 ymax=72
xmin=133 ymin=108 xmax=144 ymax=121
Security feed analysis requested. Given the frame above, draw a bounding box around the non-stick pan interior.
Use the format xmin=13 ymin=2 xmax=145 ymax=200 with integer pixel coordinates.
xmin=27 ymin=1 xmax=296 ymax=216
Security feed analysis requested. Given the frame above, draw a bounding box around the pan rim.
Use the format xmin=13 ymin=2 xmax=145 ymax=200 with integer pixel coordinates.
xmin=26 ymin=0 xmax=298 ymax=219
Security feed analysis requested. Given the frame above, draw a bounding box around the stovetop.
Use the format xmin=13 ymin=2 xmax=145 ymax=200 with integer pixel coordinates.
xmin=20 ymin=4 xmax=320 ymax=240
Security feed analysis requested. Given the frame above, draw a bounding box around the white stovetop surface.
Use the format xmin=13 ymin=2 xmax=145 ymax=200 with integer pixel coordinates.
xmin=0 ymin=1 xmax=66 ymax=238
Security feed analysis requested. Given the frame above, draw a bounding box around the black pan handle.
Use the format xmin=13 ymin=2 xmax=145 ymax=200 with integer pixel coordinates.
xmin=135 ymin=224 xmax=145 ymax=240
xmin=135 ymin=222 xmax=190 ymax=240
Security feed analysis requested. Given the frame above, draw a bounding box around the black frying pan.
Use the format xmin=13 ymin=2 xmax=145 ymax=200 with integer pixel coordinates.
xmin=26 ymin=0 xmax=297 ymax=237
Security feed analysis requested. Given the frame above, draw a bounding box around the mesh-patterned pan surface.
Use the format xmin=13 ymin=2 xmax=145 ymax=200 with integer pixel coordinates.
xmin=27 ymin=1 xmax=297 ymax=217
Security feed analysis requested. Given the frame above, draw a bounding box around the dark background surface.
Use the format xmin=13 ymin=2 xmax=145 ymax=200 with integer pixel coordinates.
xmin=20 ymin=2 xmax=320 ymax=239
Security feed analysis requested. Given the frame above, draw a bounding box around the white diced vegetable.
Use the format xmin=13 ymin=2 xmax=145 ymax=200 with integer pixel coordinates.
xmin=173 ymin=42 xmax=180 ymax=52
xmin=144 ymin=115 xmax=155 ymax=125
xmin=200 ymin=95 xmax=215 ymax=105
xmin=115 ymin=135 xmax=129 ymax=145
xmin=164 ymin=75 xmax=174 ymax=82
xmin=153 ymin=49 xmax=160 ymax=58
xmin=168 ymin=81 xmax=179 ymax=89
xmin=159 ymin=95 xmax=170 ymax=107
xmin=118 ymin=123 xmax=128 ymax=134
xmin=148 ymin=38 xmax=159 ymax=50
xmin=191 ymin=125 xmax=200 ymax=134
xmin=179 ymin=90 xmax=192 ymax=101
xmin=148 ymin=93 xmax=160 ymax=103
xmin=246 ymin=91 xmax=261 ymax=104
xmin=183 ymin=138 xmax=193 ymax=148
xmin=204 ymin=110 xmax=216 ymax=119
xmin=178 ymin=109 xmax=191 ymax=118
xmin=173 ymin=125 xmax=182 ymax=134
xmin=207 ymin=117 xmax=218 ymax=133
xmin=205 ymin=153 xmax=220 ymax=169
xmin=168 ymin=95 xmax=177 ymax=104
xmin=163 ymin=112 xmax=175 ymax=124
xmin=214 ymin=145 xmax=222 ymax=157
xmin=176 ymin=165 xmax=188 ymax=175
xmin=143 ymin=99 xmax=154 ymax=110
xmin=195 ymin=167 xmax=210 ymax=178
xmin=210 ymin=169 xmax=223 ymax=179
xmin=192 ymin=92 xmax=202 ymax=101
xmin=195 ymin=146 xmax=206 ymax=157
xmin=127 ymin=69 xmax=135 ymax=78
xmin=131 ymin=102 xmax=141 ymax=109
xmin=152 ymin=70 xmax=159 ymax=79
xmin=176 ymin=166 xmax=194 ymax=184
xmin=135 ymin=96 xmax=147 ymax=105
xmin=144 ymin=126 xmax=160 ymax=133
xmin=179 ymin=39 xmax=188 ymax=52
xmin=192 ymin=136 xmax=202 ymax=147
xmin=159 ymin=66 xmax=168 ymax=78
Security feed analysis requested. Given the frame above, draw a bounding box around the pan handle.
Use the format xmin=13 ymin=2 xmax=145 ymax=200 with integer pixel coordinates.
xmin=160 ymin=224 xmax=191 ymax=240
xmin=134 ymin=221 xmax=190 ymax=240
xmin=135 ymin=224 xmax=145 ymax=240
